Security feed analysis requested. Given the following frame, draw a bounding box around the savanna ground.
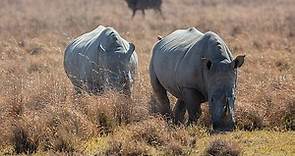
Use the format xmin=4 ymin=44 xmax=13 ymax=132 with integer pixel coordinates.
xmin=0 ymin=0 xmax=294 ymax=155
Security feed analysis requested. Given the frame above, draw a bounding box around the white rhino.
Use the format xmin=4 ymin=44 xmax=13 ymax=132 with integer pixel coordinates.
xmin=150 ymin=27 xmax=245 ymax=131
xmin=64 ymin=25 xmax=138 ymax=96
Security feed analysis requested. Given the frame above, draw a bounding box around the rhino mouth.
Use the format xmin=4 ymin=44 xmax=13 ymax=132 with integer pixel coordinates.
xmin=213 ymin=112 xmax=236 ymax=132
xmin=213 ymin=121 xmax=235 ymax=132
xmin=211 ymin=96 xmax=236 ymax=132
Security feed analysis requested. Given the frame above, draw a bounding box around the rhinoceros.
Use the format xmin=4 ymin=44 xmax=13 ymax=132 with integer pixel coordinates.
xmin=125 ymin=0 xmax=163 ymax=18
xmin=150 ymin=27 xmax=245 ymax=131
xmin=64 ymin=25 xmax=138 ymax=96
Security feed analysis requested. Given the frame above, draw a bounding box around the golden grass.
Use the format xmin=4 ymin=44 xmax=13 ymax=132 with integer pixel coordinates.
xmin=0 ymin=0 xmax=294 ymax=155
xmin=195 ymin=131 xmax=295 ymax=155
xmin=83 ymin=121 xmax=295 ymax=155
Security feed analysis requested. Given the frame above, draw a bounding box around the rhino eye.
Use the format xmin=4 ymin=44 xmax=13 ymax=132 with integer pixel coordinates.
xmin=210 ymin=98 xmax=214 ymax=103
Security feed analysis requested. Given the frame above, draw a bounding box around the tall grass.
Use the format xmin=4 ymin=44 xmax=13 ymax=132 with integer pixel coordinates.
xmin=0 ymin=0 xmax=294 ymax=154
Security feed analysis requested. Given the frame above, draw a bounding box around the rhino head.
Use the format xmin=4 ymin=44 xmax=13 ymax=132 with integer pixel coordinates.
xmin=103 ymin=42 xmax=136 ymax=95
xmin=203 ymin=55 xmax=245 ymax=132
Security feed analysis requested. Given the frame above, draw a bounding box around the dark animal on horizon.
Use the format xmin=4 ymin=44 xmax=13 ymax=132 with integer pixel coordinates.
xmin=64 ymin=25 xmax=138 ymax=96
xmin=125 ymin=0 xmax=163 ymax=18
xmin=150 ymin=27 xmax=245 ymax=132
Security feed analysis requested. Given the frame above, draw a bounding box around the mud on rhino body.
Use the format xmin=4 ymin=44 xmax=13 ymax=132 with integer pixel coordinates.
xmin=150 ymin=27 xmax=245 ymax=131
xmin=64 ymin=25 xmax=138 ymax=96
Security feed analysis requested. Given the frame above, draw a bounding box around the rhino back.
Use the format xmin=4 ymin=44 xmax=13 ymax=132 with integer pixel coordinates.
xmin=64 ymin=26 xmax=106 ymax=86
xmin=137 ymin=0 xmax=162 ymax=9
xmin=151 ymin=27 xmax=203 ymax=97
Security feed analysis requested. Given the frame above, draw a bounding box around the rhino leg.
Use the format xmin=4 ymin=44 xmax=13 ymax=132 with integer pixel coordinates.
xmin=132 ymin=9 xmax=137 ymax=18
xmin=173 ymin=99 xmax=186 ymax=124
xmin=183 ymin=88 xmax=202 ymax=125
xmin=150 ymin=69 xmax=171 ymax=118
xmin=155 ymin=8 xmax=165 ymax=20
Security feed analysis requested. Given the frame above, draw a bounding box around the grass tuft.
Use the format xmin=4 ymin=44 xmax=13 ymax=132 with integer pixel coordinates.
xmin=236 ymin=109 xmax=264 ymax=131
xmin=205 ymin=139 xmax=241 ymax=156
xmin=11 ymin=125 xmax=38 ymax=154
xmin=283 ymin=101 xmax=295 ymax=130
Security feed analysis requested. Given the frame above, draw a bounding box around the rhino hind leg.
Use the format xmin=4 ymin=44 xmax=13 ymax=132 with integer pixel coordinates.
xmin=150 ymin=68 xmax=171 ymax=118
xmin=173 ymin=99 xmax=186 ymax=124
xmin=182 ymin=88 xmax=202 ymax=125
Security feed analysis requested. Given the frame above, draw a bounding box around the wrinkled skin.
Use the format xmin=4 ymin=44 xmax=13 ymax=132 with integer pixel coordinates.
xmin=205 ymin=59 xmax=244 ymax=131
xmin=64 ymin=26 xmax=138 ymax=96
xmin=100 ymin=46 xmax=135 ymax=95
xmin=150 ymin=27 xmax=245 ymax=131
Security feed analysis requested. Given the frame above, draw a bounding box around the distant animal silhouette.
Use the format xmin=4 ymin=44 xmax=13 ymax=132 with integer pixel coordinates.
xmin=125 ymin=0 xmax=164 ymax=18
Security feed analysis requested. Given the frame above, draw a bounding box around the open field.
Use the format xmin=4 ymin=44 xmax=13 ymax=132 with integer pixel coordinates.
xmin=0 ymin=0 xmax=294 ymax=155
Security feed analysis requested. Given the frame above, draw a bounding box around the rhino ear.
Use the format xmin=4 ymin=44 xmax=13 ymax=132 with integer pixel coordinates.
xmin=202 ymin=58 xmax=212 ymax=70
xmin=126 ymin=42 xmax=135 ymax=58
xmin=232 ymin=55 xmax=245 ymax=68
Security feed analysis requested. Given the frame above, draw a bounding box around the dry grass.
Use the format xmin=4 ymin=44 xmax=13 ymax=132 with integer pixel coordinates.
xmin=0 ymin=0 xmax=294 ymax=155
xmin=205 ymin=139 xmax=241 ymax=156
xmin=105 ymin=118 xmax=197 ymax=155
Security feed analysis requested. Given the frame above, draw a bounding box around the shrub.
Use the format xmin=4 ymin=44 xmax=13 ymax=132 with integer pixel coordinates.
xmin=205 ymin=139 xmax=241 ymax=156
xmin=105 ymin=118 xmax=194 ymax=155
xmin=52 ymin=135 xmax=76 ymax=153
xmin=236 ymin=109 xmax=264 ymax=131
xmin=106 ymin=140 xmax=148 ymax=156
xmin=111 ymin=94 xmax=135 ymax=125
xmin=97 ymin=112 xmax=114 ymax=135
xmin=11 ymin=126 xmax=38 ymax=154
xmin=283 ymin=101 xmax=295 ymax=130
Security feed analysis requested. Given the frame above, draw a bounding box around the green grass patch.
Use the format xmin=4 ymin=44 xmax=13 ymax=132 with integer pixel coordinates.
xmin=193 ymin=131 xmax=295 ymax=156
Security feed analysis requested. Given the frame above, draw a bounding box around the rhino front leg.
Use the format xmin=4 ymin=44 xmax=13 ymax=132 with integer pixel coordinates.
xmin=173 ymin=99 xmax=186 ymax=124
xmin=183 ymin=88 xmax=202 ymax=125
xmin=132 ymin=9 xmax=137 ymax=18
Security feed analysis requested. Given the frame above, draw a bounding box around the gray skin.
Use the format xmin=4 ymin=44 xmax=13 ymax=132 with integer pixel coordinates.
xmin=64 ymin=25 xmax=138 ymax=96
xmin=150 ymin=27 xmax=245 ymax=131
